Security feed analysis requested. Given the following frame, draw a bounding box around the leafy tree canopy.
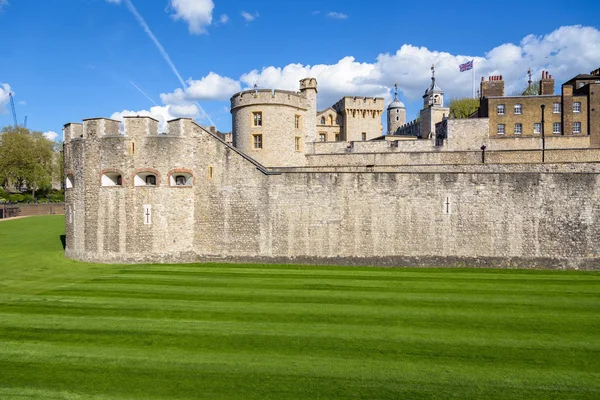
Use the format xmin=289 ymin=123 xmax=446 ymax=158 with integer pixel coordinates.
xmin=448 ymin=98 xmax=480 ymax=119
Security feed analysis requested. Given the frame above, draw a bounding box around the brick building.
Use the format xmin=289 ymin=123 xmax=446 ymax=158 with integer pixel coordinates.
xmin=478 ymin=69 xmax=600 ymax=142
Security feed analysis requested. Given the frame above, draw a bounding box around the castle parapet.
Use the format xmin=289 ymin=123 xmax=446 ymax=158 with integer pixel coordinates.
xmin=333 ymin=96 xmax=386 ymax=111
xmin=230 ymin=89 xmax=309 ymax=111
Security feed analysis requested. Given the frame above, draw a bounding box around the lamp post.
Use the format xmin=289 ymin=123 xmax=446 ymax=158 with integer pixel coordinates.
xmin=480 ymin=144 xmax=486 ymax=164
xmin=540 ymin=104 xmax=546 ymax=163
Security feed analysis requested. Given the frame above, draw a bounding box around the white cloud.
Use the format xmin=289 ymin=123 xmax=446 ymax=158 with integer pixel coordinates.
xmin=0 ymin=83 xmax=13 ymax=114
xmin=0 ymin=0 xmax=9 ymax=11
xmin=238 ymin=25 xmax=600 ymax=108
xmin=241 ymin=11 xmax=258 ymax=22
xmin=168 ymin=0 xmax=214 ymax=34
xmin=105 ymin=0 xmax=121 ymax=3
xmin=18 ymin=100 xmax=26 ymax=106
xmin=43 ymin=131 xmax=59 ymax=141
xmin=161 ymin=72 xmax=241 ymax=103
xmin=217 ymin=14 xmax=229 ymax=25
xmin=326 ymin=12 xmax=348 ymax=19
xmin=110 ymin=104 xmax=200 ymax=132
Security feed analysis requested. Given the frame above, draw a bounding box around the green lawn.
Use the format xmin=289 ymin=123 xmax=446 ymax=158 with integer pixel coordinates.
xmin=0 ymin=216 xmax=599 ymax=399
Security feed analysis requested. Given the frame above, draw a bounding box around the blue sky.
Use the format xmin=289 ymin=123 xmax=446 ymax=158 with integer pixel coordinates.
xmin=1 ymin=0 xmax=599 ymax=140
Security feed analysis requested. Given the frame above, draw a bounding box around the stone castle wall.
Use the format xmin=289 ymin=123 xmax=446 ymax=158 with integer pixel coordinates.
xmin=64 ymin=117 xmax=600 ymax=269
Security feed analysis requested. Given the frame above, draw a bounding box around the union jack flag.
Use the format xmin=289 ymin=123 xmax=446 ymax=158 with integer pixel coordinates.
xmin=459 ymin=60 xmax=474 ymax=72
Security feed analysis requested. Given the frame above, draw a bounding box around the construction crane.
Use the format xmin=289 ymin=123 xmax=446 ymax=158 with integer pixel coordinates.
xmin=9 ymin=92 xmax=18 ymax=127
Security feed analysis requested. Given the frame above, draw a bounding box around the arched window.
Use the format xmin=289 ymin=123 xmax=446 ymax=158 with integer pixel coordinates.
xmin=65 ymin=174 xmax=74 ymax=189
xmin=168 ymin=170 xmax=193 ymax=187
xmin=328 ymin=115 xmax=333 ymax=125
xmin=134 ymin=170 xmax=160 ymax=187
xmin=335 ymin=117 xmax=339 ymax=125
xmin=320 ymin=116 xmax=325 ymax=124
xmin=101 ymin=171 xmax=123 ymax=187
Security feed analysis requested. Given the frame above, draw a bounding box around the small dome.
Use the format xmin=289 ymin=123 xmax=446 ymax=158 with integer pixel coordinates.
xmin=424 ymin=77 xmax=443 ymax=96
xmin=387 ymin=98 xmax=405 ymax=109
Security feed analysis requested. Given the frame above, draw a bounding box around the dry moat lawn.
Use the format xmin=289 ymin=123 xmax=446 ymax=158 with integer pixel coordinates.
xmin=0 ymin=215 xmax=599 ymax=399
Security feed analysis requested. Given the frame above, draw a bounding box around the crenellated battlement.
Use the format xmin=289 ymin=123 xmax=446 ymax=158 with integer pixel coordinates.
xmin=230 ymin=89 xmax=309 ymax=111
xmin=333 ymin=96 xmax=386 ymax=112
xmin=63 ymin=117 xmax=208 ymax=144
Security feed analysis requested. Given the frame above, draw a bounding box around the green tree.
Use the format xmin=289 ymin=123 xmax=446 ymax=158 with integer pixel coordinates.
xmin=0 ymin=126 xmax=57 ymax=199
xmin=448 ymin=98 xmax=480 ymax=119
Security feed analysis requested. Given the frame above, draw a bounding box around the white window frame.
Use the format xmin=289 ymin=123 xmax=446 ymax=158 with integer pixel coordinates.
xmin=573 ymin=122 xmax=581 ymax=134
xmin=553 ymin=103 xmax=561 ymax=114
xmin=553 ymin=122 xmax=561 ymax=134
xmin=497 ymin=104 xmax=505 ymax=115
xmin=533 ymin=123 xmax=541 ymax=134
xmin=514 ymin=104 xmax=522 ymax=115
xmin=497 ymin=124 xmax=505 ymax=135
xmin=573 ymin=102 xmax=581 ymax=113
xmin=514 ymin=123 xmax=522 ymax=135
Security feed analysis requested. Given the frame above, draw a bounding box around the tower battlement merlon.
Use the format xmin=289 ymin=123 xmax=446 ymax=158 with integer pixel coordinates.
xmin=334 ymin=96 xmax=386 ymax=111
xmin=122 ymin=115 xmax=159 ymax=138
xmin=63 ymin=122 xmax=83 ymax=143
xmin=230 ymin=89 xmax=309 ymax=111
xmin=80 ymin=118 xmax=121 ymax=139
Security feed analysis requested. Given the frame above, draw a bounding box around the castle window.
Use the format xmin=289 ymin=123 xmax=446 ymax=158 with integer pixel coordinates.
xmin=65 ymin=174 xmax=74 ymax=189
xmin=396 ymin=116 xmax=399 ymax=121
xmin=168 ymin=170 xmax=193 ymax=187
xmin=295 ymin=115 xmax=301 ymax=129
xmin=553 ymin=103 xmax=561 ymax=113
xmin=578 ymin=82 xmax=585 ymax=88
xmin=497 ymin=124 xmax=505 ymax=135
xmin=319 ymin=133 xmax=327 ymax=142
xmin=329 ymin=115 xmax=333 ymax=125
xmin=514 ymin=104 xmax=522 ymax=115
xmin=320 ymin=116 xmax=326 ymax=124
xmin=573 ymin=122 xmax=581 ymax=134
xmin=514 ymin=123 xmax=522 ymax=135
xmin=573 ymin=102 xmax=581 ymax=113
xmin=208 ymin=167 xmax=214 ymax=179
xmin=335 ymin=117 xmax=339 ymax=124
xmin=335 ymin=133 xmax=340 ymax=141
xmin=533 ymin=123 xmax=541 ymax=134
xmin=175 ymin=175 xmax=186 ymax=185
xmin=133 ymin=171 xmax=159 ymax=187
xmin=396 ymin=109 xmax=399 ymax=113
xmin=253 ymin=134 xmax=263 ymax=149
xmin=145 ymin=175 xmax=156 ymax=186
xmin=361 ymin=132 xmax=367 ymax=141
xmin=295 ymin=136 xmax=302 ymax=151
xmin=497 ymin=104 xmax=505 ymax=115
xmin=101 ymin=172 xmax=123 ymax=187
xmin=553 ymin=122 xmax=561 ymax=134
xmin=252 ymin=112 xmax=262 ymax=127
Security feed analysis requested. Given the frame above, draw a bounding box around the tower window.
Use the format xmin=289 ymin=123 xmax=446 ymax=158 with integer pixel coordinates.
xmin=573 ymin=122 xmax=581 ymax=134
xmin=497 ymin=124 xmax=505 ymax=135
xmin=101 ymin=172 xmax=123 ymax=187
xmin=295 ymin=115 xmax=301 ymax=129
xmin=319 ymin=133 xmax=327 ymax=142
xmin=573 ymin=102 xmax=581 ymax=113
xmin=320 ymin=116 xmax=326 ymax=124
xmin=175 ymin=175 xmax=187 ymax=185
xmin=253 ymin=134 xmax=263 ymax=149
xmin=252 ymin=112 xmax=262 ymax=126
xmin=361 ymin=132 xmax=367 ymax=141
xmin=145 ymin=175 xmax=156 ymax=186
xmin=295 ymin=136 xmax=302 ymax=151
xmin=396 ymin=116 xmax=399 ymax=121
xmin=497 ymin=104 xmax=505 ymax=115
xmin=65 ymin=174 xmax=74 ymax=189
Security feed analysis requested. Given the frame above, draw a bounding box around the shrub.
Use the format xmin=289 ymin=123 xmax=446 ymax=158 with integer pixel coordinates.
xmin=8 ymin=194 xmax=24 ymax=203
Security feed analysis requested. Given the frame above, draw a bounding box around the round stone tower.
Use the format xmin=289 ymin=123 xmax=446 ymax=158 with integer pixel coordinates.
xmin=387 ymin=84 xmax=406 ymax=135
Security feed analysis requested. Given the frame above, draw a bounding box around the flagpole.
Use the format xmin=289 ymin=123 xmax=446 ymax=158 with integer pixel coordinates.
xmin=472 ymin=59 xmax=475 ymax=98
